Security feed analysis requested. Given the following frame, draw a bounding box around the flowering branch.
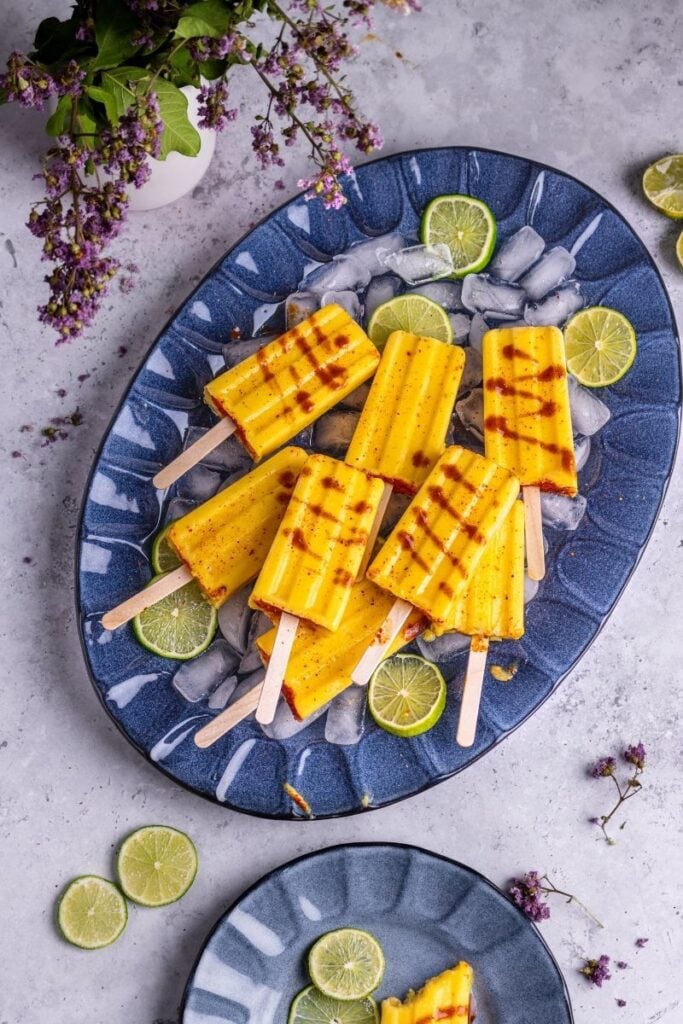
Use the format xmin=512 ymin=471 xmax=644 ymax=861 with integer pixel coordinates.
xmin=589 ymin=743 xmax=647 ymax=845
xmin=509 ymin=870 xmax=603 ymax=929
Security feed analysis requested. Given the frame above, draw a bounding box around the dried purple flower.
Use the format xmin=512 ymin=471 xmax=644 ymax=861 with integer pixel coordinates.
xmin=616 ymin=961 xmax=628 ymax=970
xmin=0 ymin=52 xmax=56 ymax=109
xmin=591 ymin=756 xmax=616 ymax=778
xmin=616 ymin=998 xmax=626 ymax=1007
xmin=197 ymin=79 xmax=238 ymax=131
xmin=590 ymin=742 xmax=648 ymax=844
xmin=581 ymin=954 xmax=612 ymax=987
xmin=509 ymin=871 xmax=551 ymax=923
xmin=635 ymin=937 xmax=649 ymax=948
xmin=624 ymin=742 xmax=646 ymax=769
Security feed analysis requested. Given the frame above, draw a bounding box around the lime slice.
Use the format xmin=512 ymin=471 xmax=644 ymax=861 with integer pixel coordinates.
xmin=642 ymin=154 xmax=683 ymax=220
xmin=308 ymin=929 xmax=385 ymax=1001
xmin=133 ymin=575 xmax=217 ymax=660
xmin=563 ymin=306 xmax=637 ymax=387
xmin=367 ymin=294 xmax=452 ymax=350
xmin=117 ymin=825 xmax=198 ymax=907
xmin=151 ymin=522 xmax=181 ymax=574
xmin=289 ymin=986 xmax=378 ymax=1024
xmin=421 ymin=194 xmax=497 ymax=277
xmin=676 ymin=229 xmax=683 ymax=269
xmin=57 ymin=875 xmax=127 ymax=950
xmin=368 ymin=654 xmax=446 ymax=737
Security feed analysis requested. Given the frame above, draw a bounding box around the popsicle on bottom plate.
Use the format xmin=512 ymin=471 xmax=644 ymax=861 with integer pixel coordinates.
xmin=381 ymin=962 xmax=474 ymax=1024
xmin=434 ymin=500 xmax=525 ymax=747
xmin=483 ymin=324 xmax=577 ymax=580
xmin=249 ymin=453 xmax=385 ymax=724
xmin=352 ymin=446 xmax=520 ymax=686
xmin=153 ymin=304 xmax=380 ymax=488
xmin=101 ymin=446 xmax=308 ymax=630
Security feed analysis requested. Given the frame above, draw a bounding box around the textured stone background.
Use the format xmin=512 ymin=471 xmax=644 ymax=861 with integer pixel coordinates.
xmin=0 ymin=1 xmax=681 ymax=1021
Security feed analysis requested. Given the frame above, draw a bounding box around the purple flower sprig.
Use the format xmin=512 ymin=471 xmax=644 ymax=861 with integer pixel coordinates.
xmin=581 ymin=954 xmax=612 ymax=987
xmin=589 ymin=742 xmax=647 ymax=845
xmin=509 ymin=871 xmax=603 ymax=929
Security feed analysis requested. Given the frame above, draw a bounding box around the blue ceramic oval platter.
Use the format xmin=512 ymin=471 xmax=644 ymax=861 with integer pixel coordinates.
xmin=77 ymin=146 xmax=680 ymax=818
xmin=181 ymin=843 xmax=573 ymax=1023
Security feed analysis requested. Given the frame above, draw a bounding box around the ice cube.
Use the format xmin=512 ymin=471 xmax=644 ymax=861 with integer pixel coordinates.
xmin=227 ymin=668 xmax=264 ymax=707
xmin=346 ymin=232 xmax=405 ymax=277
xmin=175 ymin=463 xmax=222 ymax=502
xmin=304 ymin=253 xmax=371 ymax=296
xmin=449 ymin=313 xmax=472 ymax=344
xmin=489 ymin=226 xmax=545 ymax=282
xmin=382 ymin=243 xmax=454 ymax=285
xmin=260 ymin=696 xmax=329 ymax=740
xmin=181 ymin=426 xmax=251 ymax=476
xmin=325 ymin=687 xmax=367 ymax=745
xmin=524 ymin=282 xmax=583 ymax=327
xmin=172 ymin=640 xmax=240 ymax=703
xmin=285 ymin=291 xmax=318 ymax=328
xmin=163 ymin=496 xmax=195 ymax=524
xmin=363 ymin=275 xmax=401 ymax=322
xmin=524 ymin=575 xmax=539 ymax=604
xmin=314 ymin=410 xmax=359 ymax=455
xmin=574 ymin=434 xmax=591 ymax=472
xmin=519 ymin=246 xmax=576 ymax=301
xmin=417 ymin=630 xmax=470 ymax=661
xmin=217 ymin=582 xmax=253 ymax=653
xmin=238 ymin=612 xmax=272 ymax=674
xmin=541 ymin=492 xmax=587 ymax=531
xmin=208 ymin=675 xmax=238 ymax=710
xmin=568 ymin=375 xmax=611 ymax=436
xmin=468 ymin=312 xmax=488 ymax=352
xmin=461 ymin=275 xmax=526 ymax=317
xmin=460 ymin=346 xmax=483 ymax=393
xmin=321 ymin=289 xmax=361 ymax=322
xmin=408 ymin=280 xmax=464 ymax=310
xmin=456 ymin=388 xmax=484 ymax=442
xmin=223 ymin=334 xmax=276 ymax=370
xmin=341 ymin=381 xmax=372 ymax=411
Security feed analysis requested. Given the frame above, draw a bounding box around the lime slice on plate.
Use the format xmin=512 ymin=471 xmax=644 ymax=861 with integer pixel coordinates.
xmin=421 ymin=194 xmax=497 ymax=277
xmin=57 ymin=875 xmax=127 ymax=949
xmin=117 ymin=825 xmax=198 ymax=907
xmin=676 ymin=229 xmax=683 ymax=269
xmin=368 ymin=654 xmax=446 ymax=737
xmin=133 ymin=575 xmax=217 ymax=660
xmin=563 ymin=306 xmax=637 ymax=387
xmin=151 ymin=522 xmax=181 ymax=574
xmin=367 ymin=294 xmax=452 ymax=350
xmin=308 ymin=928 xmax=385 ymax=1000
xmin=642 ymin=154 xmax=683 ymax=220
xmin=289 ymin=985 xmax=378 ymax=1023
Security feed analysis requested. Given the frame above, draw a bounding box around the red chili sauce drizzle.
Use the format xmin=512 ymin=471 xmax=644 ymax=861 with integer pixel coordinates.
xmin=412 ymin=450 xmax=432 ymax=468
xmin=484 ymin=416 xmax=574 ymax=472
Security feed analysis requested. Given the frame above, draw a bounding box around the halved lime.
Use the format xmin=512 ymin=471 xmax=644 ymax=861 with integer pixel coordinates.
xmin=367 ymin=294 xmax=452 ymax=350
xmin=133 ymin=575 xmax=217 ymax=660
xmin=289 ymin=985 xmax=378 ymax=1024
xmin=57 ymin=875 xmax=127 ymax=950
xmin=676 ymin=229 xmax=683 ymax=269
xmin=642 ymin=154 xmax=683 ymax=220
xmin=308 ymin=929 xmax=385 ymax=1001
xmin=564 ymin=306 xmax=637 ymax=387
xmin=117 ymin=825 xmax=198 ymax=907
xmin=151 ymin=522 xmax=181 ymax=574
xmin=421 ymin=194 xmax=497 ymax=277
xmin=368 ymin=654 xmax=446 ymax=737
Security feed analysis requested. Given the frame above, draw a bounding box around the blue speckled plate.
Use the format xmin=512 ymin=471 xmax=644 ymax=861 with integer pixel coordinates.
xmin=181 ymin=843 xmax=573 ymax=1023
xmin=77 ymin=147 xmax=680 ymax=819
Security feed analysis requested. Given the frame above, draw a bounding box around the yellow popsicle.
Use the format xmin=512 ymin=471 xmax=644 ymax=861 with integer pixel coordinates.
xmin=483 ymin=325 xmax=577 ymax=495
xmin=367 ymin=446 xmax=520 ymax=628
xmin=435 ymin=500 xmax=525 ymax=640
xmin=257 ymin=576 xmax=427 ymax=720
xmin=166 ymin=446 xmax=308 ymax=607
xmin=381 ymin=962 xmax=474 ymax=1024
xmin=249 ymin=453 xmax=385 ymax=631
xmin=205 ymin=304 xmax=380 ymax=460
xmin=346 ymin=331 xmax=465 ymax=494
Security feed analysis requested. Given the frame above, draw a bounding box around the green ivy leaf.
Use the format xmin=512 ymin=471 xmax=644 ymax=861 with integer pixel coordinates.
xmin=174 ymin=0 xmax=231 ymax=40
xmin=32 ymin=16 xmax=81 ymax=66
xmin=92 ymin=0 xmax=139 ymax=70
xmin=45 ymin=95 xmax=74 ymax=136
xmin=153 ymin=79 xmax=201 ymax=159
xmin=98 ymin=67 xmax=148 ymax=120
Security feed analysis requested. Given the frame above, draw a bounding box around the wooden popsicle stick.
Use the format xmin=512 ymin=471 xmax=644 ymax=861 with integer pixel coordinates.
xmin=456 ymin=637 xmax=489 ymax=748
xmin=523 ymin=485 xmax=545 ymax=581
xmin=351 ymin=597 xmax=413 ymax=686
xmin=101 ymin=564 xmax=192 ymax=631
xmin=255 ymin=611 xmax=299 ymax=725
xmin=356 ymin=480 xmax=393 ymax=579
xmin=152 ymin=417 xmax=237 ymax=490
xmin=194 ymin=682 xmax=264 ymax=748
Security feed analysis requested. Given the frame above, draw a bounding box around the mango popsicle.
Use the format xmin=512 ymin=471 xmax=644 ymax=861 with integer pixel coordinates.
xmin=346 ymin=330 xmax=466 ymax=494
xmin=483 ymin=324 xmax=576 ymax=581
xmin=381 ymin=962 xmax=474 ymax=1024
xmin=352 ymin=446 xmax=520 ymax=685
xmin=101 ymin=446 xmax=308 ymax=630
xmin=153 ymin=304 xmax=380 ymax=488
xmin=250 ymin=453 xmax=385 ymax=723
